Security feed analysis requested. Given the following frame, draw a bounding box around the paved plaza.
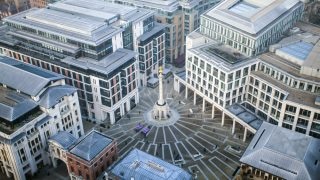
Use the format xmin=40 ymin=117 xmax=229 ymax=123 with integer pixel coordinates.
xmin=0 ymin=77 xmax=251 ymax=180
xmin=96 ymin=78 xmax=251 ymax=180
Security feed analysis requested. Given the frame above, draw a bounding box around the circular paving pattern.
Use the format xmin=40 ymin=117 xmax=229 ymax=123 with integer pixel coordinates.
xmin=96 ymin=78 xmax=250 ymax=180
xmin=143 ymin=108 xmax=180 ymax=126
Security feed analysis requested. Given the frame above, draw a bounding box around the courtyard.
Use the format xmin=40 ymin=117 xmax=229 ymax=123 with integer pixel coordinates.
xmin=96 ymin=77 xmax=251 ymax=180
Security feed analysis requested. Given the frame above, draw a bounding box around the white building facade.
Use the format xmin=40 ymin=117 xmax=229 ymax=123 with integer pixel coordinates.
xmin=0 ymin=56 xmax=84 ymax=180
xmin=200 ymin=0 xmax=304 ymax=56
xmin=174 ymin=0 xmax=320 ymax=140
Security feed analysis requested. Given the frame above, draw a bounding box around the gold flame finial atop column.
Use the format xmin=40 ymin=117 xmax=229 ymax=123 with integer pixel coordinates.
xmin=159 ymin=66 xmax=163 ymax=74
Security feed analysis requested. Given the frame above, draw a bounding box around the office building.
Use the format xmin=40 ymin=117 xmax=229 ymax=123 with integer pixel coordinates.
xmin=244 ymin=22 xmax=320 ymax=138
xmin=0 ymin=56 xmax=84 ymax=180
xmin=174 ymin=0 xmax=320 ymax=141
xmin=239 ymin=122 xmax=320 ymax=180
xmin=0 ymin=0 xmax=166 ymax=123
xmin=200 ymin=0 xmax=304 ymax=56
xmin=107 ymin=0 xmax=220 ymax=65
xmin=108 ymin=148 xmax=192 ymax=180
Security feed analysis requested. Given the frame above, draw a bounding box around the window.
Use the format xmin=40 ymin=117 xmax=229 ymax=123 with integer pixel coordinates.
xmin=299 ymin=109 xmax=311 ymax=117
xmin=286 ymin=105 xmax=296 ymax=113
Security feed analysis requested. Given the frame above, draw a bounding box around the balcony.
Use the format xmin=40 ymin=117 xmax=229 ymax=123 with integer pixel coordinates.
xmin=0 ymin=110 xmax=45 ymax=135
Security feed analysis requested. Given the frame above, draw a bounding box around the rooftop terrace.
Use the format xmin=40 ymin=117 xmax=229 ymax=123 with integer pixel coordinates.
xmin=0 ymin=87 xmax=44 ymax=135
xmin=202 ymin=45 xmax=248 ymax=65
xmin=189 ymin=42 xmax=255 ymax=71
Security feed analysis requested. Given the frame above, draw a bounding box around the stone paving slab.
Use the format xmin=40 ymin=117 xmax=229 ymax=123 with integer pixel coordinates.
xmin=91 ymin=80 xmax=250 ymax=180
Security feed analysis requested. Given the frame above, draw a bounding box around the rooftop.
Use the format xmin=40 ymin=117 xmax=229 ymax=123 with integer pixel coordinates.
xmin=109 ymin=0 xmax=180 ymax=13
xmin=39 ymin=85 xmax=77 ymax=109
xmin=0 ymin=86 xmax=38 ymax=122
xmin=4 ymin=8 xmax=122 ymax=46
xmin=138 ymin=23 xmax=166 ymax=43
xmin=226 ymin=103 xmax=263 ymax=130
xmin=49 ymin=0 xmax=153 ymax=23
xmin=0 ymin=88 xmax=44 ymax=135
xmin=26 ymin=8 xmax=106 ymax=36
xmin=251 ymin=71 xmax=320 ymax=109
xmin=189 ymin=42 xmax=255 ymax=71
xmin=259 ymin=53 xmax=320 ymax=83
xmin=296 ymin=21 xmax=320 ymax=36
xmin=269 ymin=30 xmax=320 ymax=71
xmin=303 ymin=40 xmax=320 ymax=70
xmin=175 ymin=71 xmax=186 ymax=81
xmin=61 ymin=48 xmax=136 ymax=77
xmin=277 ymin=41 xmax=314 ymax=61
xmin=205 ymin=0 xmax=303 ymax=35
xmin=0 ymin=56 xmax=63 ymax=97
xmin=111 ymin=148 xmax=192 ymax=180
xmin=49 ymin=131 xmax=77 ymax=150
xmin=240 ymin=122 xmax=320 ymax=180
xmin=69 ymin=130 xmax=113 ymax=162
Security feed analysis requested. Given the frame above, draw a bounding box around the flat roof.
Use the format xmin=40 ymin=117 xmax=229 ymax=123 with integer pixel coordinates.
xmin=240 ymin=122 xmax=320 ymax=180
xmin=303 ymin=40 xmax=320 ymax=70
xmin=229 ymin=1 xmax=260 ymax=18
xmin=251 ymin=71 xmax=320 ymax=109
xmin=147 ymin=77 xmax=159 ymax=85
xmin=296 ymin=21 xmax=320 ymax=36
xmin=226 ymin=103 xmax=263 ymax=130
xmin=204 ymin=0 xmax=302 ymax=35
xmin=259 ymin=53 xmax=320 ymax=82
xmin=0 ymin=56 xmax=63 ymax=96
xmin=175 ymin=71 xmax=186 ymax=81
xmin=138 ymin=23 xmax=165 ymax=42
xmin=189 ymin=41 xmax=256 ymax=71
xmin=111 ymin=148 xmax=192 ymax=180
xmin=278 ymin=41 xmax=313 ymax=61
xmin=69 ymin=130 xmax=113 ymax=161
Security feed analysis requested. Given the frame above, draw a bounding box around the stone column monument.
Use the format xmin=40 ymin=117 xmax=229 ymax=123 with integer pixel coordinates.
xmin=153 ymin=66 xmax=170 ymax=120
